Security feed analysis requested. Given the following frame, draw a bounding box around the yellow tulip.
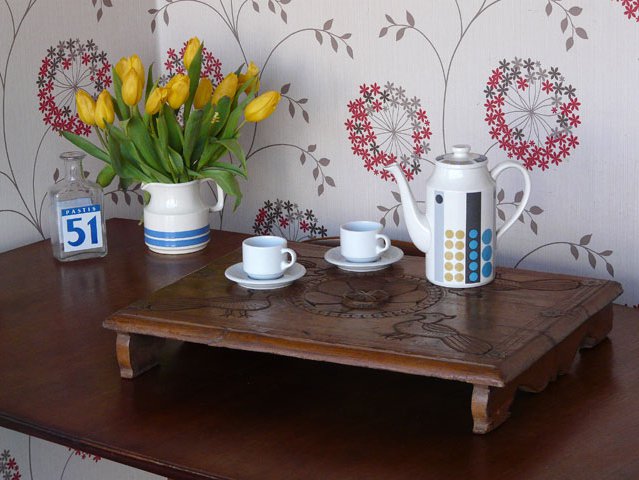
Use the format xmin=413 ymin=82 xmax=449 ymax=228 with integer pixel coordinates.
xmin=183 ymin=37 xmax=201 ymax=69
xmin=122 ymin=68 xmax=143 ymax=106
xmin=193 ymin=78 xmax=213 ymax=109
xmin=75 ymin=89 xmax=96 ymax=126
xmin=145 ymin=86 xmax=168 ymax=115
xmin=116 ymin=54 xmax=145 ymax=97
xmin=244 ymin=91 xmax=281 ymax=122
xmin=166 ymin=74 xmax=190 ymax=109
xmin=211 ymin=73 xmax=238 ymax=105
xmin=238 ymin=61 xmax=260 ymax=93
xmin=94 ymin=90 xmax=115 ymax=129
xmin=116 ymin=55 xmax=144 ymax=81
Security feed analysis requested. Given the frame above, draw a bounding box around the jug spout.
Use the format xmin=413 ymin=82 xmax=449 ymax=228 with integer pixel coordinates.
xmin=385 ymin=164 xmax=431 ymax=254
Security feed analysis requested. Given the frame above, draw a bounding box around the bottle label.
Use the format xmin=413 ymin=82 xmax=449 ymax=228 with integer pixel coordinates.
xmin=59 ymin=200 xmax=104 ymax=252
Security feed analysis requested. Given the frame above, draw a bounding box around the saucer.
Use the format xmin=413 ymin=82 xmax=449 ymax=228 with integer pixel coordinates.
xmin=324 ymin=246 xmax=404 ymax=272
xmin=224 ymin=262 xmax=306 ymax=290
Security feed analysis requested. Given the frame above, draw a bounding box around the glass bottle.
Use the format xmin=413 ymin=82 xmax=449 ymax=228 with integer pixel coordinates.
xmin=50 ymin=151 xmax=108 ymax=261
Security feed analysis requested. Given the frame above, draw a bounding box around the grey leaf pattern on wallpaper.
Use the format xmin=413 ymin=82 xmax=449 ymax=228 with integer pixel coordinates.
xmin=280 ymin=83 xmax=309 ymax=123
xmin=496 ymin=189 xmax=543 ymax=235
xmin=514 ymin=234 xmax=615 ymax=277
xmin=148 ymin=0 xmax=352 ymax=211
xmin=90 ymin=0 xmax=113 ymax=23
xmin=544 ymin=1 xmax=588 ymax=50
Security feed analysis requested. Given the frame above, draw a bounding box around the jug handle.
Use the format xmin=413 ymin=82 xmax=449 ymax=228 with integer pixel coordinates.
xmin=490 ymin=161 xmax=531 ymax=242
xmin=201 ymin=178 xmax=225 ymax=212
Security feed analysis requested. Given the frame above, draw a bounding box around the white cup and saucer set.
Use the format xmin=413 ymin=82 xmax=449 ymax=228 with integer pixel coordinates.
xmin=324 ymin=220 xmax=404 ymax=272
xmin=224 ymin=236 xmax=306 ymax=290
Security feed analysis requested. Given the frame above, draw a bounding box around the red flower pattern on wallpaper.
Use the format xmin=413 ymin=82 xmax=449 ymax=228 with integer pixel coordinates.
xmin=346 ymin=82 xmax=432 ymax=182
xmin=253 ymin=199 xmax=327 ymax=241
xmin=618 ymin=0 xmax=639 ymax=21
xmin=0 ymin=449 xmax=21 ymax=480
xmin=483 ymin=58 xmax=581 ymax=171
xmin=37 ymin=39 xmax=111 ymax=136
xmin=159 ymin=41 xmax=223 ymax=86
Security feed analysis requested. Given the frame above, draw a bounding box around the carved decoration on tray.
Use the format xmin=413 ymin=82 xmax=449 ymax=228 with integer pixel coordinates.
xmin=385 ymin=313 xmax=494 ymax=355
xmin=291 ymin=270 xmax=444 ymax=318
xmin=447 ymin=274 xmax=583 ymax=299
xmin=135 ymin=292 xmax=271 ymax=318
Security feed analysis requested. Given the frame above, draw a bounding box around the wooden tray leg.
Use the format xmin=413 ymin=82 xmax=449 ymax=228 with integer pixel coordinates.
xmin=116 ymin=333 xmax=165 ymax=379
xmin=471 ymin=303 xmax=615 ymax=433
xmin=471 ymin=384 xmax=517 ymax=434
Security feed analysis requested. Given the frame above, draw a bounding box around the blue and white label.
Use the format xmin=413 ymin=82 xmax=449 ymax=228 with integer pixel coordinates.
xmin=59 ymin=201 xmax=103 ymax=252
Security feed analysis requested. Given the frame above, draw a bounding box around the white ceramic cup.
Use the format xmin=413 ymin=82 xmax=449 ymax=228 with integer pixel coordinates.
xmin=242 ymin=236 xmax=297 ymax=280
xmin=340 ymin=221 xmax=391 ymax=263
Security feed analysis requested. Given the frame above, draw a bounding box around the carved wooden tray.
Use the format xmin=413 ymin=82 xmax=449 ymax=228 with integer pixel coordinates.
xmin=104 ymin=243 xmax=622 ymax=433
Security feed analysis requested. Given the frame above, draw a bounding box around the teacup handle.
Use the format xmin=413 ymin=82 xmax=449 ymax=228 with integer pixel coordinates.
xmin=200 ymin=178 xmax=225 ymax=213
xmin=490 ymin=161 xmax=531 ymax=242
xmin=281 ymin=248 xmax=297 ymax=272
xmin=376 ymin=234 xmax=391 ymax=255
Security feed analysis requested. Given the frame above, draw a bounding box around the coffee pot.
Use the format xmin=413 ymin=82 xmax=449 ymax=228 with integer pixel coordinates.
xmin=386 ymin=144 xmax=531 ymax=288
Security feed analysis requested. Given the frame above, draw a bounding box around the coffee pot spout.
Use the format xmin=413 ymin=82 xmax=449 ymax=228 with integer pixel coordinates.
xmin=385 ymin=164 xmax=431 ymax=254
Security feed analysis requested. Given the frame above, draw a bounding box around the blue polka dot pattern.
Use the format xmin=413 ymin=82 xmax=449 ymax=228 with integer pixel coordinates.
xmin=469 ymin=229 xmax=478 ymax=239
xmin=482 ymin=229 xmax=492 ymax=244
xmin=482 ymin=246 xmax=492 ymax=261
xmin=469 ymin=240 xmax=478 ymax=250
xmin=469 ymin=261 xmax=478 ymax=271
xmin=469 ymin=272 xmax=479 ymax=282
xmin=482 ymin=262 xmax=493 ymax=277
xmin=469 ymin=251 xmax=478 ymax=260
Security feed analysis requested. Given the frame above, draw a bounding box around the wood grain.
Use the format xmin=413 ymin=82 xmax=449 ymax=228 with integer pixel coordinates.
xmin=0 ymin=219 xmax=637 ymax=478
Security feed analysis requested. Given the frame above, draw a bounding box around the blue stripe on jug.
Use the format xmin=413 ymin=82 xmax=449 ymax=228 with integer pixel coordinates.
xmin=143 ymin=226 xmax=210 ymax=239
xmin=144 ymin=231 xmax=210 ymax=248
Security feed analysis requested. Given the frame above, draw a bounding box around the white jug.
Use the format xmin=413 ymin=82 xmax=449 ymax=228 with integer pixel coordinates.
xmin=142 ymin=179 xmax=224 ymax=254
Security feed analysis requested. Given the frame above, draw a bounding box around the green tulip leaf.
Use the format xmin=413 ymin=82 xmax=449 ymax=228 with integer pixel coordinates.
xmin=167 ymin=146 xmax=187 ymax=182
xmin=197 ymin=168 xmax=242 ymax=210
xmin=183 ymin=108 xmax=203 ymax=167
xmin=215 ymin=138 xmax=247 ymax=175
xmin=126 ymin=114 xmax=167 ymax=174
xmin=222 ymin=92 xmax=256 ymax=139
xmin=61 ymin=131 xmax=111 ymax=164
xmin=96 ymin=164 xmax=117 ymax=187
xmin=145 ymin=63 xmax=155 ymax=102
xmin=209 ymin=96 xmax=231 ymax=138
xmin=186 ymin=45 xmax=202 ymax=100
xmin=206 ymin=160 xmax=247 ymax=179
xmin=163 ymin=104 xmax=184 ymax=152
xmin=196 ymin=140 xmax=227 ymax=170
xmin=111 ymin=66 xmax=130 ymax=121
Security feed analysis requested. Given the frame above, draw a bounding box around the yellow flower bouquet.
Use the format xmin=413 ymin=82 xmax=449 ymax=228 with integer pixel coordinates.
xmin=62 ymin=37 xmax=280 ymax=208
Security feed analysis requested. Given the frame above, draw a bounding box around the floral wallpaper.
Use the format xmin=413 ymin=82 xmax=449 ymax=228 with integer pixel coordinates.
xmin=1 ymin=0 xmax=639 ymax=476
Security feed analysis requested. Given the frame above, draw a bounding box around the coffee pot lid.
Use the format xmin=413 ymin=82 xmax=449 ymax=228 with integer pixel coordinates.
xmin=436 ymin=144 xmax=487 ymax=165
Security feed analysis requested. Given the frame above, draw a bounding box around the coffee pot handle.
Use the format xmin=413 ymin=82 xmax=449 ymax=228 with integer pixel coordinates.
xmin=490 ymin=161 xmax=531 ymax=242
xmin=200 ymin=178 xmax=225 ymax=213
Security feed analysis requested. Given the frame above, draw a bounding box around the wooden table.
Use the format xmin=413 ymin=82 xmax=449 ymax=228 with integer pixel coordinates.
xmin=1 ymin=219 xmax=638 ymax=479
xmin=105 ymin=243 xmax=621 ymax=434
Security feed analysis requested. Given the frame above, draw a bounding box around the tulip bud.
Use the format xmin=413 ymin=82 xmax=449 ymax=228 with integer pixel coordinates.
xmin=145 ymin=86 xmax=168 ymax=115
xmin=211 ymin=73 xmax=238 ymax=105
xmin=238 ymin=61 xmax=260 ymax=94
xmin=193 ymin=78 xmax=213 ymax=109
xmin=166 ymin=74 xmax=190 ymax=109
xmin=94 ymin=90 xmax=115 ymax=129
xmin=244 ymin=91 xmax=281 ymax=123
xmin=122 ymin=68 xmax=143 ymax=106
xmin=75 ymin=89 xmax=96 ymax=126
xmin=115 ymin=57 xmax=129 ymax=81
xmin=183 ymin=37 xmax=201 ymax=70
xmin=116 ymin=55 xmax=145 ymax=97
